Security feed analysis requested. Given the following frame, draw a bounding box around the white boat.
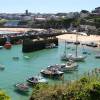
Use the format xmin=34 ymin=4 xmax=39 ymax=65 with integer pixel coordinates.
xmin=47 ymin=60 xmax=78 ymax=73
xmin=45 ymin=43 xmax=58 ymax=49
xmin=59 ymin=60 xmax=78 ymax=72
xmin=15 ymin=83 xmax=29 ymax=92
xmin=69 ymin=32 xmax=86 ymax=62
xmin=24 ymin=56 xmax=30 ymax=59
xmin=61 ymin=41 xmax=72 ymax=61
xmin=27 ymin=76 xmax=48 ymax=84
xmin=0 ymin=46 xmax=3 ymax=49
xmin=40 ymin=69 xmax=64 ymax=79
xmin=0 ymin=64 xmax=5 ymax=70
xmin=95 ymin=54 xmax=100 ymax=59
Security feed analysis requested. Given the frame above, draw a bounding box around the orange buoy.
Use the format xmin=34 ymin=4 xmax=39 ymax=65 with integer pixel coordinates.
xmin=4 ymin=42 xmax=12 ymax=49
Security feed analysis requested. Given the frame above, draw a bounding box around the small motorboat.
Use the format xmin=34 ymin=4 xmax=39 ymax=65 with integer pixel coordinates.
xmin=74 ymin=41 xmax=80 ymax=45
xmin=82 ymin=51 xmax=88 ymax=54
xmin=27 ymin=76 xmax=48 ymax=85
xmin=12 ymin=57 xmax=19 ymax=60
xmin=45 ymin=43 xmax=58 ymax=49
xmin=15 ymin=83 xmax=29 ymax=92
xmin=95 ymin=54 xmax=100 ymax=59
xmin=0 ymin=64 xmax=5 ymax=70
xmin=40 ymin=69 xmax=64 ymax=79
xmin=0 ymin=46 xmax=3 ymax=49
xmin=24 ymin=56 xmax=30 ymax=59
xmin=86 ymin=42 xmax=97 ymax=47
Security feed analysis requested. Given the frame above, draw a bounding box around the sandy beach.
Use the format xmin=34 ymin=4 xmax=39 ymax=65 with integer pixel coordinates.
xmin=0 ymin=28 xmax=100 ymax=43
xmin=57 ymin=34 xmax=100 ymax=43
xmin=0 ymin=28 xmax=45 ymax=32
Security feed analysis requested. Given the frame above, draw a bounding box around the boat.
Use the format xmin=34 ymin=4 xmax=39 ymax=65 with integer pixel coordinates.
xmin=0 ymin=64 xmax=5 ymax=70
xmin=15 ymin=83 xmax=29 ymax=92
xmin=95 ymin=54 xmax=100 ymax=59
xmin=59 ymin=60 xmax=78 ymax=72
xmin=24 ymin=56 xmax=30 ymax=59
xmin=12 ymin=57 xmax=19 ymax=60
xmin=4 ymin=36 xmax=12 ymax=49
xmin=61 ymin=41 xmax=72 ymax=61
xmin=4 ymin=42 xmax=12 ymax=49
xmin=40 ymin=69 xmax=64 ymax=79
xmin=27 ymin=76 xmax=48 ymax=85
xmin=45 ymin=43 xmax=58 ymax=49
xmin=86 ymin=42 xmax=97 ymax=47
xmin=0 ymin=46 xmax=3 ymax=49
xmin=69 ymin=32 xmax=86 ymax=62
xmin=47 ymin=60 xmax=78 ymax=73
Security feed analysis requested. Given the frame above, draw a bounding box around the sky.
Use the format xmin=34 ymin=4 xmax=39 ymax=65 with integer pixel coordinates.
xmin=0 ymin=0 xmax=100 ymax=13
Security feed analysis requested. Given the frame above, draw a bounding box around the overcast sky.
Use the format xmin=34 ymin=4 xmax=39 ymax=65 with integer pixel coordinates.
xmin=0 ymin=0 xmax=100 ymax=13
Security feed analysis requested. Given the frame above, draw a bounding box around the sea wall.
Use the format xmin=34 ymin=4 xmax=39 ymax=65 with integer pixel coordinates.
xmin=22 ymin=38 xmax=58 ymax=53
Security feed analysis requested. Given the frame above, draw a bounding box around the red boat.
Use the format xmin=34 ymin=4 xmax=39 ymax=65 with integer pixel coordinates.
xmin=4 ymin=42 xmax=12 ymax=49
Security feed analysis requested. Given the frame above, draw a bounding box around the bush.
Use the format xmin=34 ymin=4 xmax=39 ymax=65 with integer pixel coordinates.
xmin=30 ymin=72 xmax=100 ymax=100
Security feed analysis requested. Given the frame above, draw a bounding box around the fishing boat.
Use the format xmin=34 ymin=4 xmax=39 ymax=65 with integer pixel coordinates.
xmin=40 ymin=69 xmax=64 ymax=79
xmin=27 ymin=76 xmax=48 ymax=85
xmin=15 ymin=83 xmax=29 ymax=92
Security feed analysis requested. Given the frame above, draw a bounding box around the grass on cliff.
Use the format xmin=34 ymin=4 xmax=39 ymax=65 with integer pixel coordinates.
xmin=0 ymin=90 xmax=10 ymax=100
xmin=30 ymin=69 xmax=100 ymax=100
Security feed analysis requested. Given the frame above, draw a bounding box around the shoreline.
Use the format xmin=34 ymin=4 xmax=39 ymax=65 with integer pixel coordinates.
xmin=0 ymin=28 xmax=100 ymax=43
xmin=57 ymin=34 xmax=100 ymax=43
xmin=0 ymin=28 xmax=45 ymax=32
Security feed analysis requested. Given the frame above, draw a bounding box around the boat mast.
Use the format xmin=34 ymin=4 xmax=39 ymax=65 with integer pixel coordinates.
xmin=75 ymin=32 xmax=78 ymax=57
xmin=64 ymin=41 xmax=67 ymax=56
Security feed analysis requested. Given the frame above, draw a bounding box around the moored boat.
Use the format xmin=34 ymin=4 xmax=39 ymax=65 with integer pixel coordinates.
xmin=95 ymin=54 xmax=100 ymax=59
xmin=4 ymin=42 xmax=12 ymax=49
xmin=0 ymin=64 xmax=5 ymax=70
xmin=15 ymin=83 xmax=29 ymax=92
xmin=40 ymin=69 xmax=64 ymax=79
xmin=86 ymin=42 xmax=97 ymax=47
xmin=0 ymin=46 xmax=3 ymax=49
xmin=59 ymin=60 xmax=78 ymax=72
xmin=12 ymin=57 xmax=19 ymax=60
xmin=27 ymin=76 xmax=48 ymax=85
xmin=47 ymin=60 xmax=78 ymax=73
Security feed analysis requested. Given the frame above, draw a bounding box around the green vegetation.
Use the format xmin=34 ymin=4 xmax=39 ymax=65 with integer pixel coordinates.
xmin=0 ymin=90 xmax=10 ymax=100
xmin=30 ymin=69 xmax=100 ymax=100
xmin=0 ymin=19 xmax=8 ymax=27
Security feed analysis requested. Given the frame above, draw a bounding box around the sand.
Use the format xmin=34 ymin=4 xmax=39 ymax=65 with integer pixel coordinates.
xmin=57 ymin=34 xmax=100 ymax=43
xmin=0 ymin=28 xmax=45 ymax=32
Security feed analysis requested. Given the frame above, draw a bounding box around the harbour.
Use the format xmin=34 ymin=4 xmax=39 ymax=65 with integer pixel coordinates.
xmin=0 ymin=38 xmax=100 ymax=100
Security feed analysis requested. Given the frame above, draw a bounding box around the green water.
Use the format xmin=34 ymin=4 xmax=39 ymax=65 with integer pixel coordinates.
xmin=0 ymin=40 xmax=100 ymax=100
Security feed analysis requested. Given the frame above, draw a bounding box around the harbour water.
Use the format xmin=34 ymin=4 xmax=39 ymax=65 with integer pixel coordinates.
xmin=0 ymin=40 xmax=100 ymax=100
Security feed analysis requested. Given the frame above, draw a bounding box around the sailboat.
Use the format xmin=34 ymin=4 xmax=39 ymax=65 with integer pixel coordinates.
xmin=61 ymin=41 xmax=72 ymax=61
xmin=69 ymin=32 xmax=86 ymax=61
